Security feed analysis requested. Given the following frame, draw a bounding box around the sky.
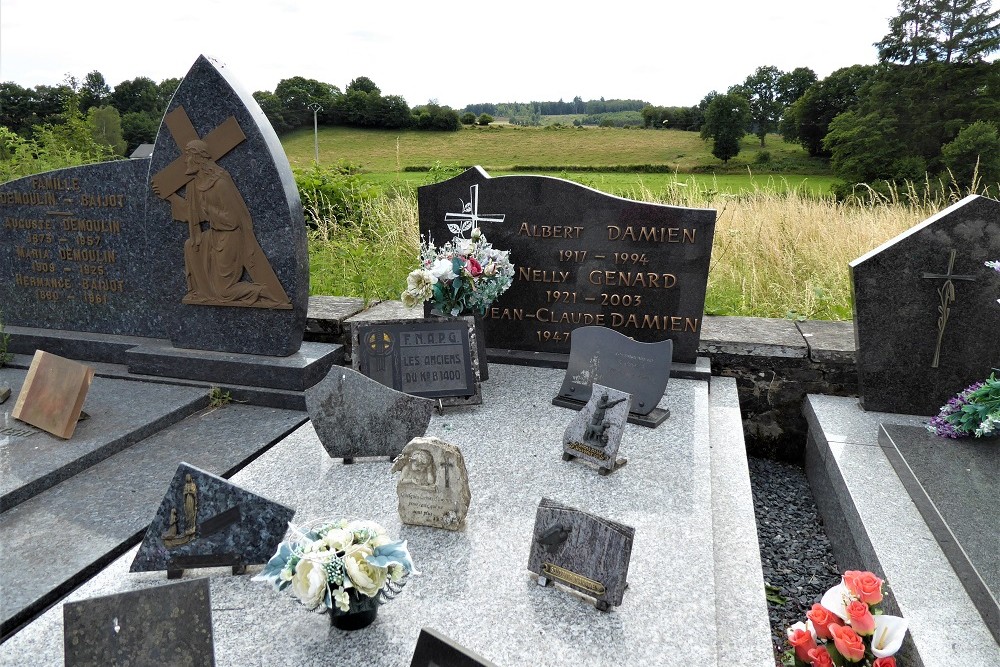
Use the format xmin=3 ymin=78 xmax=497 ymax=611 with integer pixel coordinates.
xmin=1 ymin=0 xmax=906 ymax=109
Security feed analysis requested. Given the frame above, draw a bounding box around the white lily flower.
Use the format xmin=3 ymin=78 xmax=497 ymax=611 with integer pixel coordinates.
xmin=871 ymin=615 xmax=908 ymax=657
xmin=820 ymin=581 xmax=852 ymax=621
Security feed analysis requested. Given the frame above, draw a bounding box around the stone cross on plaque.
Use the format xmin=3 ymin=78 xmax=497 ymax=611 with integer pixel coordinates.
xmin=921 ymin=248 xmax=977 ymax=368
xmin=444 ymin=184 xmax=505 ymax=238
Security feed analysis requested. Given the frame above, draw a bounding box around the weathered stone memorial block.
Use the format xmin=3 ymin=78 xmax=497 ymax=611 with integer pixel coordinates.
xmin=353 ymin=318 xmax=481 ymax=406
xmin=562 ymin=384 xmax=631 ymax=475
xmin=527 ymin=497 xmax=634 ymax=611
xmin=130 ymin=462 xmax=294 ymax=576
xmin=554 ymin=325 xmax=671 ymax=426
xmin=12 ymin=350 xmax=93 ymax=439
xmin=391 ymin=436 xmax=471 ymax=530
xmin=305 ymin=366 xmax=435 ymax=462
xmin=851 ymin=194 xmax=1000 ymax=415
xmin=63 ymin=577 xmax=215 ymax=666
xmin=418 ymin=167 xmax=715 ymax=364
xmin=880 ymin=424 xmax=1000 ymax=642
xmin=0 ymin=383 xmax=12 ymax=404
xmin=0 ymin=55 xmax=307 ymax=357
xmin=410 ymin=627 xmax=498 ymax=667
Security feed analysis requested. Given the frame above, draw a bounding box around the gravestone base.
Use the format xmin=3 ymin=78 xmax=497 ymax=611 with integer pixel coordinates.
xmin=491 ymin=348 xmax=712 ymax=381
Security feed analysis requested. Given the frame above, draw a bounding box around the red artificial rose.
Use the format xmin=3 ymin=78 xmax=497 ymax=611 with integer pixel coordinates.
xmin=807 ymin=603 xmax=839 ymax=639
xmin=466 ymin=257 xmax=483 ymax=277
xmin=807 ymin=646 xmax=835 ymax=667
xmin=846 ymin=599 xmax=876 ymax=636
xmin=873 ymin=657 xmax=897 ymax=667
xmin=843 ymin=570 xmax=883 ymax=605
xmin=830 ymin=623 xmax=866 ymax=662
xmin=788 ymin=627 xmax=818 ymax=663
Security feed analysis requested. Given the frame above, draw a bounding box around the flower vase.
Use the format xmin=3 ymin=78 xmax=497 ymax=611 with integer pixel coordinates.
xmin=330 ymin=606 xmax=378 ymax=631
xmin=473 ymin=314 xmax=489 ymax=381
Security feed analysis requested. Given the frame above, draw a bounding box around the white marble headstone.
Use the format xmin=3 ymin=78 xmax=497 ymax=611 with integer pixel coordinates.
xmin=391 ymin=436 xmax=471 ymax=530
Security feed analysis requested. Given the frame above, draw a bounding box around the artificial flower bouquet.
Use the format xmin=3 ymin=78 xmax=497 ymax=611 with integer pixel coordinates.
xmin=253 ymin=519 xmax=416 ymax=619
xmin=401 ymin=227 xmax=514 ymax=316
xmin=784 ymin=570 xmax=907 ymax=667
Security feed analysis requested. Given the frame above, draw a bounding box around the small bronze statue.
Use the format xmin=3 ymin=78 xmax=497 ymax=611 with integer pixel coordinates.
xmin=583 ymin=393 xmax=628 ymax=446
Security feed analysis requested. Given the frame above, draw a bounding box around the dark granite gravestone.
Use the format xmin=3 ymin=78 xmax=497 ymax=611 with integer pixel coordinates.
xmin=851 ymin=195 xmax=1000 ymax=415
xmin=410 ymin=627 xmax=498 ymax=667
xmin=63 ymin=577 xmax=214 ymax=666
xmin=418 ymin=167 xmax=715 ymax=364
xmin=130 ymin=462 xmax=294 ymax=575
xmin=879 ymin=424 xmax=1000 ymax=643
xmin=526 ymin=497 xmax=634 ymax=611
xmin=562 ymin=384 xmax=631 ymax=475
xmin=0 ymin=55 xmax=307 ymax=357
xmin=305 ymin=366 xmax=436 ymax=461
xmin=553 ymin=326 xmax=671 ymax=426
xmin=353 ymin=318 xmax=481 ymax=406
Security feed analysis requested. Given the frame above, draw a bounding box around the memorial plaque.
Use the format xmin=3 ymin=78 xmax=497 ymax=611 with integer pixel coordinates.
xmin=11 ymin=350 xmax=93 ymax=439
xmin=418 ymin=167 xmax=715 ymax=364
xmin=410 ymin=627 xmax=497 ymax=667
xmin=64 ymin=577 xmax=215 ymax=666
xmin=391 ymin=436 xmax=472 ymax=530
xmin=553 ymin=326 xmax=671 ymax=426
xmin=851 ymin=194 xmax=1000 ymax=415
xmin=130 ymin=462 xmax=295 ymax=575
xmin=353 ymin=318 xmax=481 ymax=406
xmin=526 ymin=497 xmax=634 ymax=611
xmin=562 ymin=384 xmax=631 ymax=475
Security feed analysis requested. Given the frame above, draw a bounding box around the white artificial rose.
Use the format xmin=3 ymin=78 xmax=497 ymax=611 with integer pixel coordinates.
xmin=401 ymin=290 xmax=421 ymax=308
xmin=322 ymin=528 xmax=354 ymax=552
xmin=406 ymin=269 xmax=437 ymax=291
xmin=430 ymin=258 xmax=456 ymax=280
xmin=371 ymin=533 xmax=392 ymax=548
xmin=291 ymin=559 xmax=328 ymax=608
xmin=343 ymin=544 xmax=387 ymax=597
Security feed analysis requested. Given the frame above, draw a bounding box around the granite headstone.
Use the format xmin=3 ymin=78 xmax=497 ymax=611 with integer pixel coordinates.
xmin=851 ymin=194 xmax=1000 ymax=415
xmin=418 ymin=167 xmax=715 ymax=364
xmin=305 ymin=366 xmax=436 ymax=461
xmin=410 ymin=627 xmax=498 ymax=667
xmin=63 ymin=577 xmax=214 ymax=666
xmin=130 ymin=462 xmax=295 ymax=575
xmin=562 ymin=384 xmax=631 ymax=475
xmin=526 ymin=497 xmax=634 ymax=611
xmin=391 ymin=436 xmax=471 ymax=530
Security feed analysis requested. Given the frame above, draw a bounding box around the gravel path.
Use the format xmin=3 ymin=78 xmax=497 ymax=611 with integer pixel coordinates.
xmin=747 ymin=456 xmax=841 ymax=665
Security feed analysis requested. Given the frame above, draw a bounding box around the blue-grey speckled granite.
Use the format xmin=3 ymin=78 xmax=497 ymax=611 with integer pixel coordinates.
xmin=0 ymin=365 xmax=772 ymax=666
xmin=803 ymin=394 xmax=1000 ymax=667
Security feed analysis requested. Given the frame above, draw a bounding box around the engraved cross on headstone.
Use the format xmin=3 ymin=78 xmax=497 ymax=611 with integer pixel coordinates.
xmin=438 ymin=459 xmax=455 ymax=489
xmin=921 ymin=248 xmax=977 ymax=368
xmin=444 ymin=184 xmax=505 ymax=238
xmin=150 ymin=106 xmax=247 ymax=199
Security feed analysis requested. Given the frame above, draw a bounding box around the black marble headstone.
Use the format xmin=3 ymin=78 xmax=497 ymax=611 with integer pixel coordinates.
xmin=130 ymin=462 xmax=294 ymax=574
xmin=526 ymin=497 xmax=634 ymax=611
xmin=880 ymin=424 xmax=1000 ymax=643
xmin=418 ymin=167 xmax=715 ymax=364
xmin=410 ymin=627 xmax=497 ymax=667
xmin=64 ymin=577 xmax=214 ymax=666
xmin=851 ymin=195 xmax=1000 ymax=415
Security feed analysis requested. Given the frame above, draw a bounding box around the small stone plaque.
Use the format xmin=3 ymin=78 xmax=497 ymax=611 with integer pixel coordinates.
xmin=391 ymin=436 xmax=471 ymax=530
xmin=353 ymin=318 xmax=481 ymax=406
xmin=63 ymin=577 xmax=215 ymax=666
xmin=130 ymin=462 xmax=294 ymax=574
xmin=553 ymin=326 xmax=671 ymax=425
xmin=11 ymin=350 xmax=94 ymax=438
xmin=527 ymin=497 xmax=634 ymax=611
xmin=305 ymin=366 xmax=436 ymax=461
xmin=410 ymin=627 xmax=497 ymax=667
xmin=562 ymin=384 xmax=631 ymax=475
xmin=0 ymin=384 xmax=10 ymax=404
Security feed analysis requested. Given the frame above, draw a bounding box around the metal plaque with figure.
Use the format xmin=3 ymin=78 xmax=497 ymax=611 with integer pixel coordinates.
xmin=562 ymin=384 xmax=631 ymax=475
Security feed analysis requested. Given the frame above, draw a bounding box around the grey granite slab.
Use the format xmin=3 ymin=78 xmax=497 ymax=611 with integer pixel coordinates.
xmin=305 ymin=295 xmax=365 ymax=336
xmin=0 ymin=365 xmax=730 ymax=666
xmin=795 ymin=319 xmax=856 ymax=364
xmin=0 ymin=369 xmax=207 ymax=511
xmin=700 ymin=315 xmax=807 ymax=358
xmin=803 ymin=394 xmax=1000 ymax=667
xmin=0 ymin=402 xmax=305 ymax=638
xmin=6 ymin=326 xmax=169 ymax=365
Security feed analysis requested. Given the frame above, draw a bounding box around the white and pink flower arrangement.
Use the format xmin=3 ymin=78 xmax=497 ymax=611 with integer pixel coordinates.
xmin=401 ymin=228 xmax=514 ymax=317
xmin=784 ymin=570 xmax=907 ymax=667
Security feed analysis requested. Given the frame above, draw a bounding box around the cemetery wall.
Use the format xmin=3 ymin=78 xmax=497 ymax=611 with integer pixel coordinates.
xmin=303 ymin=297 xmax=859 ymax=460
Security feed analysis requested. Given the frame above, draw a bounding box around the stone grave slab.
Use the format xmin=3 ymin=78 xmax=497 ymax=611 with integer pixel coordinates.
xmin=410 ymin=627 xmax=497 ymax=667
xmin=391 ymin=436 xmax=471 ymax=530
xmin=553 ymin=325 xmax=670 ymax=426
xmin=851 ymin=194 xmax=1000 ymax=415
xmin=879 ymin=424 xmax=1000 ymax=642
xmin=63 ymin=578 xmax=215 ymax=666
xmin=304 ymin=366 xmax=435 ymax=461
xmin=11 ymin=351 xmax=93 ymax=439
xmin=418 ymin=167 xmax=716 ymax=364
xmin=131 ymin=462 xmax=295 ymax=575
xmin=526 ymin=497 xmax=634 ymax=611
xmin=0 ymin=384 xmax=9 ymax=404
xmin=562 ymin=384 xmax=631 ymax=475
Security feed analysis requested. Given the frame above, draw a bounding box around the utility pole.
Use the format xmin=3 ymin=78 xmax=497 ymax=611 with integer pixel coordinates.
xmin=308 ymin=102 xmax=323 ymax=165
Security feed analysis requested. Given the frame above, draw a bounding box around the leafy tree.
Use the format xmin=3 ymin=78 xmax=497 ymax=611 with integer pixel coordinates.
xmin=253 ymin=91 xmax=293 ymax=134
xmin=157 ymin=77 xmax=181 ymax=109
xmin=0 ymin=82 xmax=41 ymax=135
xmin=109 ymin=76 xmax=160 ymax=115
xmin=274 ymin=76 xmax=341 ymax=129
xmin=79 ymin=70 xmax=110 ymax=111
xmin=121 ymin=111 xmax=159 ymax=152
xmin=477 ymin=113 xmax=494 ymax=126
xmin=940 ymin=119 xmax=1000 ymax=187
xmin=701 ymin=93 xmax=751 ymax=163
xmin=877 ymin=0 xmax=1000 ymax=63
xmin=346 ymin=76 xmax=381 ymax=96
xmin=376 ymin=95 xmax=413 ymax=129
xmin=823 ymin=110 xmax=922 ymax=183
xmin=777 ymin=67 xmax=817 ymax=106
xmin=460 ymin=112 xmax=477 ymax=125
xmin=730 ymin=66 xmax=784 ymax=146
xmin=781 ymin=65 xmax=876 ymax=156
xmin=87 ymin=106 xmax=127 ymax=155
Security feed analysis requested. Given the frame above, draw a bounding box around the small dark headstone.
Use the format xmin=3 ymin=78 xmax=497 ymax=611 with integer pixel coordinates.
xmin=353 ymin=318 xmax=481 ymax=406
xmin=63 ymin=577 xmax=215 ymax=666
xmin=130 ymin=462 xmax=294 ymax=575
xmin=410 ymin=627 xmax=497 ymax=667
xmin=553 ymin=326 xmax=671 ymax=426
xmin=562 ymin=384 xmax=631 ymax=475
xmin=305 ymin=366 xmax=435 ymax=461
xmin=851 ymin=194 xmax=1000 ymax=415
xmin=526 ymin=497 xmax=634 ymax=611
